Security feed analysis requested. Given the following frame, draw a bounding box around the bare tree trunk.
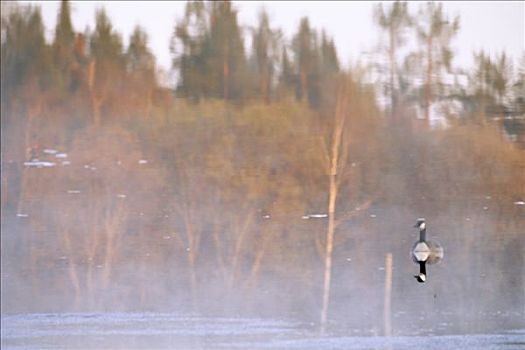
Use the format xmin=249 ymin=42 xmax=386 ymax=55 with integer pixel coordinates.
xmin=320 ymin=167 xmax=338 ymax=331
xmin=223 ymin=60 xmax=229 ymax=100
xmin=300 ymin=70 xmax=308 ymax=101
xmin=383 ymin=253 xmax=393 ymax=337
xmin=389 ymin=31 xmax=396 ymax=115
xmin=320 ymin=84 xmax=347 ymax=332
xmin=245 ymin=231 xmax=269 ymax=290
xmin=182 ymin=200 xmax=198 ymax=308
xmin=172 ymin=160 xmax=200 ymax=310
xmin=57 ymin=220 xmax=81 ymax=309
xmin=17 ymin=96 xmax=43 ymax=214
xmin=212 ymin=219 xmax=228 ymax=283
xmin=228 ymin=209 xmax=255 ymax=289
xmin=101 ymin=203 xmax=125 ymax=290
xmin=87 ymin=60 xmax=104 ymax=126
xmin=17 ymin=97 xmax=43 ymax=298
xmin=260 ymin=69 xmax=271 ymax=105
xmin=424 ymin=35 xmax=432 ymax=124
xmin=86 ymin=224 xmax=101 ymax=309
xmin=145 ymin=88 xmax=153 ymax=119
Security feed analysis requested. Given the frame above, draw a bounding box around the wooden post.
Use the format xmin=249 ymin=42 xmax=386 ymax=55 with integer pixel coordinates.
xmin=384 ymin=253 xmax=393 ymax=337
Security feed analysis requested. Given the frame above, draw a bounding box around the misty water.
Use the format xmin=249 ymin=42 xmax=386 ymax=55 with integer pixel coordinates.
xmin=2 ymin=187 xmax=524 ymax=349
xmin=2 ymin=312 xmax=524 ymax=349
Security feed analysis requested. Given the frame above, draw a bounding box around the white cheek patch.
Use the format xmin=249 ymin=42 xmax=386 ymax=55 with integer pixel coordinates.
xmin=420 ymin=222 xmax=426 ymax=230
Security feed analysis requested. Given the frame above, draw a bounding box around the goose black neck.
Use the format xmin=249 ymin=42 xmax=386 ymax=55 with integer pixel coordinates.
xmin=419 ymin=227 xmax=426 ymax=242
xmin=419 ymin=261 xmax=427 ymax=275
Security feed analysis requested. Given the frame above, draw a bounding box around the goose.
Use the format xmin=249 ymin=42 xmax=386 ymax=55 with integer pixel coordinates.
xmin=411 ymin=218 xmax=443 ymax=283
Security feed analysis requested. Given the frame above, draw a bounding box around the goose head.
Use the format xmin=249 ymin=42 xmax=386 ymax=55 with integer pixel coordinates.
xmin=414 ymin=218 xmax=426 ymax=230
xmin=414 ymin=273 xmax=426 ymax=283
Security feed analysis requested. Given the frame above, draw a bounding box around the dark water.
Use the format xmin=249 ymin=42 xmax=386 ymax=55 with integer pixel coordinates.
xmin=2 ymin=313 xmax=524 ymax=349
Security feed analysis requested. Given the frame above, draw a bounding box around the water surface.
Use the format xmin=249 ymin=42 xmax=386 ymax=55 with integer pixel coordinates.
xmin=2 ymin=313 xmax=524 ymax=349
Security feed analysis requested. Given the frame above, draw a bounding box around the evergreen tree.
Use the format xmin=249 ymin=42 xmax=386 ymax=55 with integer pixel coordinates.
xmin=126 ymin=25 xmax=156 ymax=118
xmin=292 ymin=17 xmax=317 ymax=103
xmin=53 ymin=0 xmax=75 ymax=90
xmin=289 ymin=17 xmax=333 ymax=108
xmin=373 ymin=1 xmax=412 ymax=112
xmin=207 ymin=1 xmax=246 ymax=100
xmin=469 ymin=50 xmax=514 ymax=118
xmin=319 ymin=31 xmax=339 ymax=76
xmin=278 ymin=47 xmax=295 ymax=95
xmin=171 ymin=0 xmax=209 ymax=101
xmin=90 ymin=8 xmax=123 ymax=65
xmin=512 ymin=55 xmax=525 ymax=114
xmin=126 ymin=25 xmax=155 ymax=74
xmin=415 ymin=2 xmax=459 ymax=123
xmin=1 ymin=3 xmax=52 ymax=98
xmin=89 ymin=8 xmax=124 ymax=124
xmin=251 ymin=8 xmax=282 ymax=103
xmin=317 ymin=31 xmax=340 ymax=111
xmin=492 ymin=52 xmax=512 ymax=104
xmin=172 ymin=1 xmax=246 ymax=101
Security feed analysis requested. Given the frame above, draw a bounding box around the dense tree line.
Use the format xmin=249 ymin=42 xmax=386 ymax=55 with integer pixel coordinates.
xmin=1 ymin=1 xmax=523 ymax=334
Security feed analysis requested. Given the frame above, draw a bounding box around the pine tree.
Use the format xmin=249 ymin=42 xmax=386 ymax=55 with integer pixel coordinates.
xmin=170 ymin=0 xmax=209 ymax=100
xmin=415 ymin=2 xmax=459 ymax=123
xmin=53 ymin=0 xmax=75 ymax=90
xmin=172 ymin=1 xmax=246 ymax=101
xmin=90 ymin=9 xmax=123 ymax=65
xmin=126 ymin=25 xmax=155 ymax=74
xmin=207 ymin=1 xmax=246 ymax=101
xmin=278 ymin=47 xmax=295 ymax=95
xmin=251 ymin=8 xmax=282 ymax=103
xmin=1 ymin=3 xmax=52 ymax=96
xmin=89 ymin=8 xmax=124 ymax=124
xmin=126 ymin=25 xmax=156 ymax=118
xmin=373 ymin=1 xmax=412 ymax=113
xmin=292 ymin=17 xmax=316 ymax=103
xmin=320 ymin=31 xmax=339 ymax=76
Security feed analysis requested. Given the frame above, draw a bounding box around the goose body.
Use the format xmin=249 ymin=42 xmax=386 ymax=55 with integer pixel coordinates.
xmin=411 ymin=218 xmax=443 ymax=283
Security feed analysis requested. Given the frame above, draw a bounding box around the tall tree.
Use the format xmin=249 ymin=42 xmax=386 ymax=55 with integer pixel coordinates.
xmin=126 ymin=25 xmax=156 ymax=118
xmin=0 ymin=3 xmax=53 ymax=217
xmin=171 ymin=1 xmax=246 ymax=101
xmin=415 ymin=2 xmax=459 ymax=123
xmin=207 ymin=1 xmax=246 ymax=100
xmin=512 ymin=55 xmax=525 ymax=114
xmin=373 ymin=1 xmax=412 ymax=113
xmin=292 ymin=17 xmax=318 ymax=103
xmin=318 ymin=74 xmax=379 ymax=332
xmin=90 ymin=8 xmax=123 ymax=64
xmin=1 ymin=3 xmax=51 ymax=95
xmin=53 ymin=0 xmax=75 ymax=90
xmin=126 ymin=25 xmax=155 ymax=73
xmin=278 ymin=47 xmax=295 ymax=96
xmin=492 ymin=52 xmax=513 ymax=104
xmin=319 ymin=31 xmax=339 ymax=76
xmin=320 ymin=76 xmax=348 ymax=332
xmin=170 ymin=0 xmax=209 ymax=100
xmin=251 ymin=8 xmax=282 ymax=104
xmin=317 ymin=31 xmax=340 ymax=111
xmin=89 ymin=8 xmax=124 ymax=124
